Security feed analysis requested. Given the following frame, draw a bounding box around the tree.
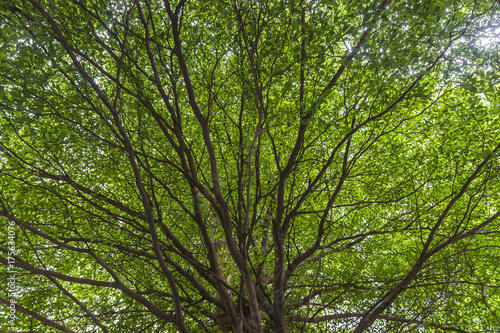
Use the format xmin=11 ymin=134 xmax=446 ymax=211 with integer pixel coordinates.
xmin=0 ymin=0 xmax=499 ymax=331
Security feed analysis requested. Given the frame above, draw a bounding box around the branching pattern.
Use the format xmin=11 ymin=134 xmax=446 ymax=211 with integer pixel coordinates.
xmin=0 ymin=0 xmax=499 ymax=332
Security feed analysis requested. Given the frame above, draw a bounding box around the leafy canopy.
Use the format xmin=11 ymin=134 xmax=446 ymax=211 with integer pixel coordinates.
xmin=0 ymin=0 xmax=500 ymax=332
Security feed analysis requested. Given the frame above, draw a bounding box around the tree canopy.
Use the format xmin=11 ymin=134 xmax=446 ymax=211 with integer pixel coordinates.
xmin=1 ymin=0 xmax=500 ymax=332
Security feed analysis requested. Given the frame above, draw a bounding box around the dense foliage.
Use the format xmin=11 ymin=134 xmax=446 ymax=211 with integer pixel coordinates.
xmin=1 ymin=0 xmax=500 ymax=332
